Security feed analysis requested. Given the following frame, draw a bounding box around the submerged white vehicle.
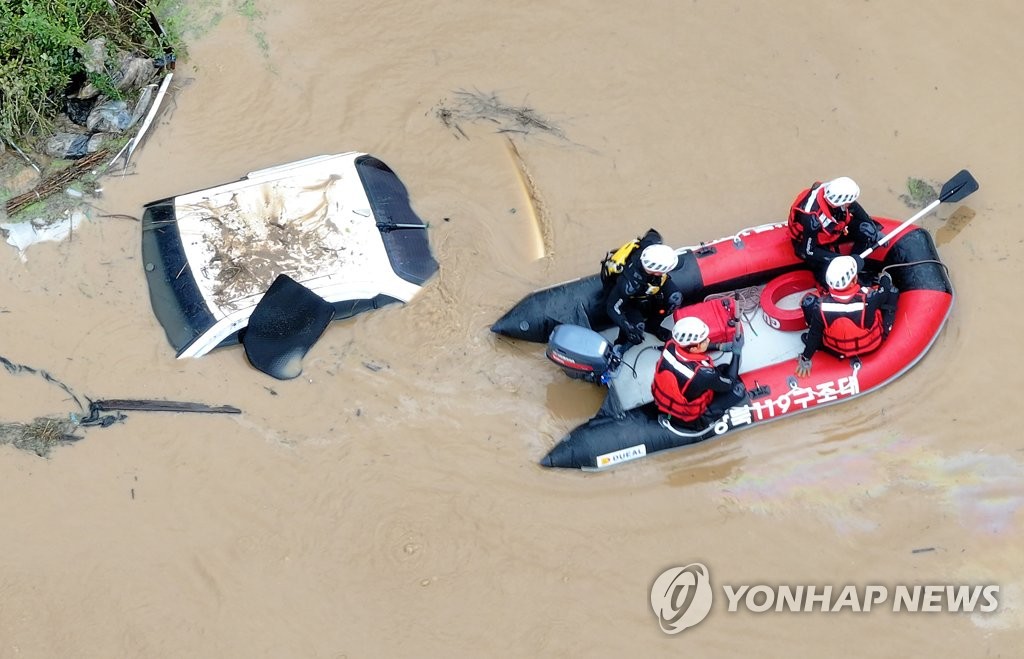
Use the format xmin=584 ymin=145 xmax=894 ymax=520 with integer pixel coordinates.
xmin=142 ymin=152 xmax=437 ymax=376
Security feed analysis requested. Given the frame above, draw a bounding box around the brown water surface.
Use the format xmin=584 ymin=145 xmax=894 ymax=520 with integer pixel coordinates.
xmin=2 ymin=1 xmax=1023 ymax=656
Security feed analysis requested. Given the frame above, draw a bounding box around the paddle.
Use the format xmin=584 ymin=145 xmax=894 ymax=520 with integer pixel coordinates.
xmin=859 ymin=169 xmax=979 ymax=259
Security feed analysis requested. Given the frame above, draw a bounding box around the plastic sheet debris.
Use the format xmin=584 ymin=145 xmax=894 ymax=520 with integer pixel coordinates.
xmin=80 ymin=38 xmax=108 ymax=76
xmin=73 ymin=52 xmax=156 ymax=100
xmin=43 ymin=132 xmax=107 ymax=159
xmin=1 ymin=211 xmax=86 ymax=259
xmin=86 ymin=100 xmax=133 ymax=133
xmin=66 ymin=97 xmax=96 ymax=126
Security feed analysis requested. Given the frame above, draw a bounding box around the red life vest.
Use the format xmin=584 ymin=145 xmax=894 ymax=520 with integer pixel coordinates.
xmin=652 ymin=342 xmax=716 ymax=422
xmin=787 ymin=183 xmax=850 ymax=246
xmin=819 ymin=289 xmax=884 ymax=356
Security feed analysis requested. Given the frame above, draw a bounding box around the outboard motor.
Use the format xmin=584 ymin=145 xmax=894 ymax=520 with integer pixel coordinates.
xmin=545 ymin=324 xmax=617 ymax=385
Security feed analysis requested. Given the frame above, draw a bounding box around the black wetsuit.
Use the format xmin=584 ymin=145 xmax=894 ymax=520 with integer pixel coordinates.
xmin=604 ymin=260 xmax=682 ymax=346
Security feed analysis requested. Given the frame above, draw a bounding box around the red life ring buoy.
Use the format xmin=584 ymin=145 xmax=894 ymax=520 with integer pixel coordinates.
xmin=760 ymin=270 xmax=817 ymax=331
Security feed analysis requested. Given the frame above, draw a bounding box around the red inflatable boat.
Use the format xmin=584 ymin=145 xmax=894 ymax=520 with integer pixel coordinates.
xmin=492 ymin=171 xmax=977 ymax=470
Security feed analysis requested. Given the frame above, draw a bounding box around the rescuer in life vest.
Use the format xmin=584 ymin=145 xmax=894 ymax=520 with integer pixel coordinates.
xmin=602 ymin=237 xmax=683 ymax=350
xmin=788 ymin=177 xmax=884 ymax=283
xmin=651 ymin=316 xmax=749 ymax=428
xmin=795 ymin=255 xmax=899 ymax=378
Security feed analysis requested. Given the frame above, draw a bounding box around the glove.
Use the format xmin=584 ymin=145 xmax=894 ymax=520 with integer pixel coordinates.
xmin=626 ymin=323 xmax=645 ymax=345
xmin=732 ymin=329 xmax=745 ymax=351
xmin=878 ymin=271 xmax=893 ymax=288
xmin=796 ymin=355 xmax=812 ymax=378
xmin=666 ymin=291 xmax=683 ymax=313
xmin=863 ymin=220 xmax=884 ymax=245
xmin=853 ymin=254 xmax=865 ymax=271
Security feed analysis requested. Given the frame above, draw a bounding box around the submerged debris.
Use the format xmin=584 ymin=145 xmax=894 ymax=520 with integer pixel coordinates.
xmin=432 ymin=89 xmax=566 ymax=140
xmin=935 ymin=206 xmax=976 ymax=247
xmin=506 ymin=138 xmax=553 ymax=259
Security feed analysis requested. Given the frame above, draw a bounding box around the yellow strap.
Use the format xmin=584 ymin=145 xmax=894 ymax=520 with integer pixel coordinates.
xmin=603 ymin=239 xmax=639 ymax=275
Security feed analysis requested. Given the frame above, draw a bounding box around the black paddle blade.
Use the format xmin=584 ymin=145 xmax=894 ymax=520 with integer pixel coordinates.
xmin=939 ymin=169 xmax=979 ymax=203
xmin=242 ymin=274 xmax=336 ymax=380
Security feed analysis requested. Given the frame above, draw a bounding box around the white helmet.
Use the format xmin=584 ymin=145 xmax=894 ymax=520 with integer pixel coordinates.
xmin=671 ymin=317 xmax=710 ymax=347
xmin=826 ymin=255 xmax=859 ymax=291
xmin=823 ymin=177 xmax=860 ymax=207
xmin=639 ymin=244 xmax=678 ymax=274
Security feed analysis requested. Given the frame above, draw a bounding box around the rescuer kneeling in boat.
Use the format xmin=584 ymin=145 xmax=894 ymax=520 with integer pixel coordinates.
xmin=788 ymin=176 xmax=883 ymax=283
xmin=651 ymin=317 xmax=748 ymax=428
xmin=602 ymin=237 xmax=683 ymax=350
xmin=795 ymin=256 xmax=898 ymax=378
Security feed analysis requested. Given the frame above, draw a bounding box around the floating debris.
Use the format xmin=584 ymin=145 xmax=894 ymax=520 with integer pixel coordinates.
xmin=433 ymin=89 xmax=566 ymax=140
xmin=3 ymin=148 xmax=109 ymax=217
xmin=1 ymin=354 xmax=241 ymax=457
xmin=0 ymin=417 xmax=81 ymax=457
xmin=2 ymin=211 xmax=86 ymax=259
xmin=87 ymin=399 xmax=242 ymax=416
xmin=899 ymin=177 xmax=939 ymax=209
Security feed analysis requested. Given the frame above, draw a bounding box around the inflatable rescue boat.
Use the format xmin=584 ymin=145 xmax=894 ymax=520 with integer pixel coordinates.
xmin=493 ymin=174 xmax=975 ymax=470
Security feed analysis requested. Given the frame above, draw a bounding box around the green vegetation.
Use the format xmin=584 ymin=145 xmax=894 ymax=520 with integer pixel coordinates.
xmin=0 ymin=0 xmax=183 ymax=143
xmin=235 ymin=0 xmax=269 ymax=56
xmin=0 ymin=0 xmax=271 ymax=226
xmin=0 ymin=0 xmax=273 ymax=147
xmin=900 ymin=177 xmax=939 ymax=209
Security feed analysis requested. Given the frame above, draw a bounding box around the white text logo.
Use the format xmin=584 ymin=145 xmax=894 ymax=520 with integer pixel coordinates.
xmin=650 ymin=563 xmax=714 ymax=634
xmin=723 ymin=584 xmax=999 ymax=613
xmin=651 ymin=564 xmax=1001 ymax=634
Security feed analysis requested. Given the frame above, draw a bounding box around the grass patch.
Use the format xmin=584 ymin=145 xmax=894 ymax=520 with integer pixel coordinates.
xmin=1 ymin=0 xmax=272 ymax=146
xmin=0 ymin=0 xmax=183 ymax=144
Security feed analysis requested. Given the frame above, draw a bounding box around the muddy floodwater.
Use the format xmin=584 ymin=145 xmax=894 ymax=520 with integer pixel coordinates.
xmin=2 ymin=1 xmax=1023 ymax=656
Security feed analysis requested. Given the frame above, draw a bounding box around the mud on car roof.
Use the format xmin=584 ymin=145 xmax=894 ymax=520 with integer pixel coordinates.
xmin=141 ymin=152 xmax=437 ymax=371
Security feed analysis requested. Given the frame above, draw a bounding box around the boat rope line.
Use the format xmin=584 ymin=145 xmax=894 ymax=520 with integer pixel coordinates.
xmin=706 ymin=286 xmax=763 ymax=335
xmin=676 ymin=223 xmax=782 ymax=254
xmin=657 ymin=413 xmax=708 ymax=439
xmin=879 ymin=259 xmax=950 ymax=277
xmin=621 ymin=345 xmax=659 ymax=379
